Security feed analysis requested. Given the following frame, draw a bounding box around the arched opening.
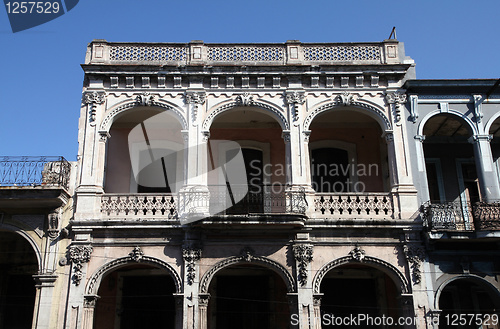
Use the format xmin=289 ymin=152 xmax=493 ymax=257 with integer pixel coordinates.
xmin=489 ymin=117 xmax=500 ymax=196
xmin=422 ymin=114 xmax=477 ymax=230
xmin=94 ymin=264 xmax=177 ymax=329
xmin=0 ymin=230 xmax=38 ymax=329
xmin=208 ymin=107 xmax=286 ymax=214
xmin=438 ymin=278 xmax=500 ymax=329
xmin=207 ymin=264 xmax=290 ymax=329
xmin=104 ymin=106 xmax=185 ymax=194
xmin=309 ymin=108 xmax=388 ymax=193
xmin=320 ymin=264 xmax=402 ymax=328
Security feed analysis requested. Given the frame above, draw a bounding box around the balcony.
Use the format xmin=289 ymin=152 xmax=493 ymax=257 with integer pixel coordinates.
xmin=423 ymin=201 xmax=500 ymax=232
xmin=0 ymin=156 xmax=71 ymax=209
xmin=313 ymin=193 xmax=394 ymax=220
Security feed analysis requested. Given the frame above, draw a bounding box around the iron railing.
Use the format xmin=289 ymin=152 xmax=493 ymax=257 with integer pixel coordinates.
xmin=208 ymin=185 xmax=307 ymax=215
xmin=422 ymin=201 xmax=500 ymax=231
xmin=0 ymin=156 xmax=71 ymax=189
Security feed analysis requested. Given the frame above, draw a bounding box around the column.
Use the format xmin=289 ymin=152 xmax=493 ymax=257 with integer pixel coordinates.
xmin=312 ymin=294 xmax=324 ymax=329
xmin=179 ymin=91 xmax=210 ymax=220
xmin=32 ymin=274 xmax=58 ymax=329
xmin=182 ymin=242 xmax=201 ymax=329
xmin=293 ymin=238 xmax=314 ymax=329
xmin=198 ymin=293 xmax=210 ymax=329
xmin=414 ymin=135 xmax=431 ymax=202
xmin=469 ymin=135 xmax=500 ymax=202
xmin=82 ymin=295 xmax=99 ymax=329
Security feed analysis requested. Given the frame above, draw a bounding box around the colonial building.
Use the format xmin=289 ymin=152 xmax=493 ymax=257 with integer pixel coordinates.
xmin=0 ymin=39 xmax=498 ymax=329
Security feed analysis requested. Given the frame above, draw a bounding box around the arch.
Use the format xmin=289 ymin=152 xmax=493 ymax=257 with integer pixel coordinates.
xmin=417 ymin=109 xmax=478 ymax=137
xmin=202 ymin=99 xmax=289 ymax=131
xmin=304 ymin=99 xmax=392 ymax=132
xmin=485 ymin=111 xmax=500 ymax=135
xmin=199 ymin=255 xmax=296 ymax=293
xmin=312 ymin=256 xmax=409 ymax=294
xmin=99 ymin=99 xmax=187 ymax=133
xmin=434 ymin=274 xmax=500 ymax=310
xmin=86 ymin=255 xmax=182 ymax=295
xmin=0 ymin=224 xmax=42 ymax=273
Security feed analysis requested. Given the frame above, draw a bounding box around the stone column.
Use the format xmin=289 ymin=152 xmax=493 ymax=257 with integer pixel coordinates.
xmin=293 ymin=241 xmax=314 ymax=329
xmin=198 ymin=293 xmax=210 ymax=329
xmin=414 ymin=135 xmax=431 ymax=202
xmin=182 ymin=244 xmax=202 ymax=329
xmin=469 ymin=135 xmax=500 ymax=202
xmin=82 ymin=295 xmax=99 ymax=329
xmin=312 ymin=294 xmax=324 ymax=329
xmin=32 ymin=274 xmax=58 ymax=329
xmin=178 ymin=91 xmax=210 ymax=220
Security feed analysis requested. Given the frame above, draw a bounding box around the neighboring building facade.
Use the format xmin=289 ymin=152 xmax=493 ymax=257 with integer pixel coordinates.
xmin=0 ymin=39 xmax=498 ymax=329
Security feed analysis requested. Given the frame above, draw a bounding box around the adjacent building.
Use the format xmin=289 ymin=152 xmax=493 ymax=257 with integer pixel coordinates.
xmin=0 ymin=39 xmax=498 ymax=329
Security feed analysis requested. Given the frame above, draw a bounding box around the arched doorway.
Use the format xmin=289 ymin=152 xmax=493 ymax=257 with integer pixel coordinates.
xmin=317 ymin=261 xmax=407 ymax=329
xmin=206 ymin=264 xmax=290 ymax=329
xmin=0 ymin=230 xmax=38 ymax=329
xmin=94 ymin=264 xmax=177 ymax=329
xmin=438 ymin=278 xmax=500 ymax=329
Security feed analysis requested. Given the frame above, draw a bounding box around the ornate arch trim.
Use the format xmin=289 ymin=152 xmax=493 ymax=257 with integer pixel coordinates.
xmin=484 ymin=111 xmax=500 ymax=136
xmin=417 ymin=109 xmax=478 ymax=137
xmin=312 ymin=256 xmax=409 ymax=294
xmin=86 ymin=255 xmax=182 ymax=295
xmin=199 ymin=255 xmax=296 ymax=293
xmin=0 ymin=223 xmax=42 ymax=273
xmin=202 ymin=100 xmax=289 ymax=130
xmin=434 ymin=274 xmax=500 ymax=310
xmin=304 ymin=100 xmax=392 ymax=131
xmin=99 ymin=99 xmax=187 ymax=132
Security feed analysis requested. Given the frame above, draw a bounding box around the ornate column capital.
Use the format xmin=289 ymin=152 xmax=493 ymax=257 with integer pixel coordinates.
xmin=386 ymin=91 xmax=407 ymax=125
xmin=403 ymin=244 xmax=425 ymax=284
xmin=183 ymin=246 xmax=202 ymax=285
xmin=282 ymin=130 xmax=291 ymax=143
xmin=98 ymin=131 xmax=110 ymax=143
xmin=83 ymin=91 xmax=106 ymax=126
xmin=84 ymin=294 xmax=100 ymax=308
xmin=293 ymin=244 xmax=313 ymax=286
xmin=68 ymin=244 xmax=93 ymax=286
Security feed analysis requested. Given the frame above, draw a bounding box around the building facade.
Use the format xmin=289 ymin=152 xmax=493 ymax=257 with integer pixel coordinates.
xmin=0 ymin=39 xmax=498 ymax=329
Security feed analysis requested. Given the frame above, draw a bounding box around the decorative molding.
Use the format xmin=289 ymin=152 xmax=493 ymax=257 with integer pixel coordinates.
xmin=236 ymin=92 xmax=255 ymax=106
xmin=68 ymin=245 xmax=93 ymax=286
xmin=337 ymin=91 xmax=354 ymax=106
xmin=129 ymin=246 xmax=144 ymax=262
xmin=282 ymin=130 xmax=291 ymax=143
xmin=386 ymin=92 xmax=407 ymax=125
xmin=286 ymin=91 xmax=305 ymax=122
xmin=409 ymin=94 xmax=419 ymax=123
xmin=199 ymin=252 xmax=295 ymax=293
xmin=84 ymin=295 xmax=100 ymax=308
xmin=185 ymin=91 xmax=206 ymax=105
xmin=302 ymin=130 xmax=311 ymax=143
xmin=384 ymin=132 xmax=394 ymax=143
xmin=313 ymin=255 xmax=409 ymax=294
xmin=47 ymin=211 xmax=59 ymax=240
xmin=349 ymin=246 xmax=366 ymax=261
xmin=135 ymin=92 xmax=155 ymax=106
xmin=99 ymin=131 xmax=110 ymax=143
xmin=414 ymin=134 xmax=425 ymax=142
xmin=83 ymin=91 xmax=105 ymax=126
xmin=468 ymin=134 xmax=493 ymax=144
xmin=86 ymin=255 xmax=182 ymax=295
xmin=183 ymin=247 xmax=202 ymax=285
xmin=473 ymin=94 xmax=484 ymax=123
xmin=293 ymin=244 xmax=313 ymax=286
xmin=403 ymin=245 xmax=425 ymax=285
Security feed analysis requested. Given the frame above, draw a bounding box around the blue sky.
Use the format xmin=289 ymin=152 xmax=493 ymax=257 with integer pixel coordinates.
xmin=1 ymin=0 xmax=499 ymax=160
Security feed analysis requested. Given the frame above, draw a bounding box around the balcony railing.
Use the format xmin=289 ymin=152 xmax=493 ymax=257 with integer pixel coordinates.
xmin=101 ymin=194 xmax=178 ymax=219
xmin=208 ymin=185 xmax=307 ymax=216
xmin=86 ymin=40 xmax=402 ymax=66
xmin=423 ymin=201 xmax=500 ymax=231
xmin=0 ymin=156 xmax=71 ymax=189
xmin=313 ymin=193 xmax=394 ymax=219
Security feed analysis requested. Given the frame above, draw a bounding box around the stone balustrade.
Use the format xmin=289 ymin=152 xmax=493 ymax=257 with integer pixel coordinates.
xmin=313 ymin=192 xmax=394 ymax=219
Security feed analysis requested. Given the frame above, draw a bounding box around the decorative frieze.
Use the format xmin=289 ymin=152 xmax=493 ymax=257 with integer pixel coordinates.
xmin=126 ymin=76 xmax=134 ymax=88
xmin=183 ymin=247 xmax=202 ymax=285
xmin=293 ymin=244 xmax=313 ymax=286
xmin=68 ymin=244 xmax=93 ymax=286
xmin=403 ymin=245 xmax=425 ymax=284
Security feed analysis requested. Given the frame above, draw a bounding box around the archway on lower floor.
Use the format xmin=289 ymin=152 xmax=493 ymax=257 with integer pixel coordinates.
xmin=438 ymin=277 xmax=500 ymax=329
xmin=0 ymin=230 xmax=38 ymax=329
xmin=207 ymin=264 xmax=290 ymax=329
xmin=94 ymin=264 xmax=177 ymax=329
xmin=320 ymin=264 xmax=402 ymax=328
